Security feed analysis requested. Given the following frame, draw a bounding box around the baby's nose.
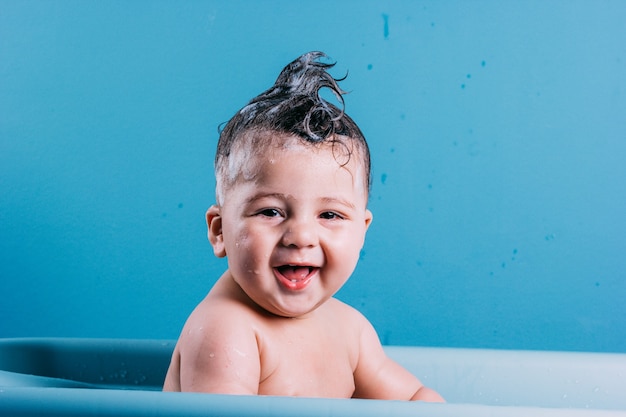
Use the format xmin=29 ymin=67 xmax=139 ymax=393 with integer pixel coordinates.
xmin=281 ymin=218 xmax=318 ymax=248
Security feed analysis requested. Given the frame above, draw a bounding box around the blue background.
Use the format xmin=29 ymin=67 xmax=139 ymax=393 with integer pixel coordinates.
xmin=1 ymin=1 xmax=625 ymax=352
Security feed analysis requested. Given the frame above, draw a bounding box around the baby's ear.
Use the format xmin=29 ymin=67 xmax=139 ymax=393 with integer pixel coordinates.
xmin=364 ymin=209 xmax=373 ymax=230
xmin=206 ymin=205 xmax=226 ymax=258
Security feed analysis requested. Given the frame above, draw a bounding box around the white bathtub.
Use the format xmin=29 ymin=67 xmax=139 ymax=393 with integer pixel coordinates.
xmin=1 ymin=338 xmax=624 ymax=416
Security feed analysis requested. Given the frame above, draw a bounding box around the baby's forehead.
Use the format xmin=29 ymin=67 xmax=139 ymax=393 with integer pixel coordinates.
xmin=235 ymin=132 xmax=361 ymax=166
xmin=215 ymin=131 xmax=370 ymax=205
xmin=279 ymin=142 xmax=365 ymax=180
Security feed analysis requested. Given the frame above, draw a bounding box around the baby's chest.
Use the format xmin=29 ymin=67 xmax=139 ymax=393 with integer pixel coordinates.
xmin=258 ymin=331 xmax=357 ymax=397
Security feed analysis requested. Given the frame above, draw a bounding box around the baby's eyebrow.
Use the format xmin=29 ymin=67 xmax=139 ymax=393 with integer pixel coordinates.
xmin=245 ymin=192 xmax=288 ymax=205
xmin=245 ymin=193 xmax=356 ymax=210
xmin=319 ymin=197 xmax=356 ymax=210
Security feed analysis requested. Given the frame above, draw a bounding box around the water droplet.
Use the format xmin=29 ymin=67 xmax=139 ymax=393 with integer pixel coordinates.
xmin=382 ymin=13 xmax=389 ymax=39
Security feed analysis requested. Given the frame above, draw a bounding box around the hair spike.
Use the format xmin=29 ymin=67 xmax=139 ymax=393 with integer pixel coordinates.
xmin=215 ymin=52 xmax=371 ymax=203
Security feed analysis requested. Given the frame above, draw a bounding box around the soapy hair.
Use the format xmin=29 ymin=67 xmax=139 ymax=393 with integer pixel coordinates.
xmin=214 ymin=51 xmax=371 ymax=204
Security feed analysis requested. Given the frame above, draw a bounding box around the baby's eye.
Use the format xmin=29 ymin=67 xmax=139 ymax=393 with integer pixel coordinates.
xmin=257 ymin=208 xmax=282 ymax=218
xmin=320 ymin=211 xmax=343 ymax=220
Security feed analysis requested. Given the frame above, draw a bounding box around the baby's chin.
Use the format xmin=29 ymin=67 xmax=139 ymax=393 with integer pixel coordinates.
xmin=257 ymin=296 xmax=329 ymax=319
xmin=263 ymin=305 xmax=317 ymax=319
xmin=233 ymin=275 xmax=334 ymax=318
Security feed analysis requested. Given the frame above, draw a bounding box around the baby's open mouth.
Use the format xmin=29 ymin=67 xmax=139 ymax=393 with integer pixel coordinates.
xmin=274 ymin=265 xmax=318 ymax=291
xmin=276 ymin=265 xmax=314 ymax=282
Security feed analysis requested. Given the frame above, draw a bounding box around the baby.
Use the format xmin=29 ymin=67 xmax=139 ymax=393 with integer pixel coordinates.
xmin=163 ymin=52 xmax=443 ymax=402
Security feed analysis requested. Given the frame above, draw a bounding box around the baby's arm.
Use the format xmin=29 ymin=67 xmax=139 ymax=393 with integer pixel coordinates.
xmin=352 ymin=315 xmax=444 ymax=402
xmin=173 ymin=304 xmax=261 ymax=394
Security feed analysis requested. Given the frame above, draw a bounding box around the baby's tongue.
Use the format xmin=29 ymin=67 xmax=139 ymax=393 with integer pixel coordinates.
xmin=279 ymin=266 xmax=310 ymax=281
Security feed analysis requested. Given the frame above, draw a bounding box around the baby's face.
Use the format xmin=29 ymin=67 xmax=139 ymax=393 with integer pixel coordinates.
xmin=214 ymin=137 xmax=372 ymax=318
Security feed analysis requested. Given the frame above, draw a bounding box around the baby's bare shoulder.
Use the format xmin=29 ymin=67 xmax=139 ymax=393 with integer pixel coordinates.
xmin=168 ymin=287 xmax=265 ymax=393
xmin=164 ymin=281 xmax=264 ymax=392
xmin=325 ymin=297 xmax=371 ymax=327
xmin=182 ymin=293 xmax=261 ymax=346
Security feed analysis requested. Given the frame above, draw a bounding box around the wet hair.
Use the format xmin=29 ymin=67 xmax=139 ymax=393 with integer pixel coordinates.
xmin=214 ymin=51 xmax=371 ymax=204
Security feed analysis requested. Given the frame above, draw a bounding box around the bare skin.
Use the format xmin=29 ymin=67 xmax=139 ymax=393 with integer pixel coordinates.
xmin=163 ymin=138 xmax=444 ymax=402
xmin=164 ymin=274 xmax=442 ymax=401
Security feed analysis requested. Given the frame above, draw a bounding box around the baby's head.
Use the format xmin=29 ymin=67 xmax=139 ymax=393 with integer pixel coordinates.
xmin=214 ymin=51 xmax=371 ymax=206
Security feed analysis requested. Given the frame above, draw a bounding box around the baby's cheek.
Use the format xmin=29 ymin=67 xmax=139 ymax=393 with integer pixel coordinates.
xmin=231 ymin=228 xmax=252 ymax=250
xmin=236 ymin=231 xmax=272 ymax=267
xmin=329 ymin=238 xmax=361 ymax=272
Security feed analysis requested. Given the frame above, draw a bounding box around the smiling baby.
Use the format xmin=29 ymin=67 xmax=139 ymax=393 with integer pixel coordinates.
xmin=163 ymin=52 xmax=443 ymax=402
